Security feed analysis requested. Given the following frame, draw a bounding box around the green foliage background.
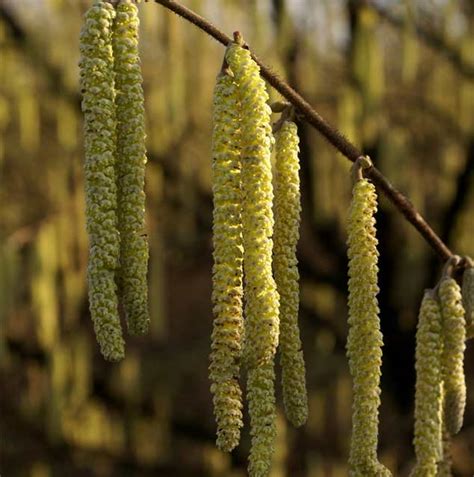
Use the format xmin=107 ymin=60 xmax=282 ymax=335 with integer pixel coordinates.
xmin=0 ymin=0 xmax=473 ymax=475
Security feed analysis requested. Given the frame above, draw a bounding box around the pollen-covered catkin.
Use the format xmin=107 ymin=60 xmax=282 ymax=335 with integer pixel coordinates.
xmin=273 ymin=120 xmax=308 ymax=427
xmin=410 ymin=291 xmax=443 ymax=477
xmin=225 ymin=40 xmax=279 ymax=368
xmin=462 ymin=265 xmax=474 ymax=339
xmin=346 ymin=177 xmax=389 ymax=476
xmin=79 ymin=0 xmax=124 ymax=361
xmin=247 ymin=362 xmax=277 ymax=477
xmin=439 ymin=277 xmax=466 ymax=435
xmin=209 ymin=70 xmax=244 ymax=452
xmin=113 ymin=0 xmax=149 ymax=335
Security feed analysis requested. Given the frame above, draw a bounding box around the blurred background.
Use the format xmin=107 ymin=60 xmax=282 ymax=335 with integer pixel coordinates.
xmin=0 ymin=0 xmax=473 ymax=475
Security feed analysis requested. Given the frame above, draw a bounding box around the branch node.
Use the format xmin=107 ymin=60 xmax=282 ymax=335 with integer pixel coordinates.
xmin=351 ymin=155 xmax=373 ymax=183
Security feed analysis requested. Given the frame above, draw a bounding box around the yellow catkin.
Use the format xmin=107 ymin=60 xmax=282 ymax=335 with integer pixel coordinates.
xmin=439 ymin=277 xmax=466 ymax=435
xmin=461 ymin=266 xmax=474 ymax=339
xmin=346 ymin=178 xmax=390 ymax=476
xmin=247 ymin=362 xmax=277 ymax=477
xmin=113 ymin=0 xmax=150 ymax=335
xmin=225 ymin=41 xmax=279 ymax=368
xmin=410 ymin=291 xmax=443 ymax=477
xmin=273 ymin=120 xmax=308 ymax=427
xmin=208 ymin=70 xmax=244 ymax=452
xmin=79 ymin=0 xmax=124 ymax=361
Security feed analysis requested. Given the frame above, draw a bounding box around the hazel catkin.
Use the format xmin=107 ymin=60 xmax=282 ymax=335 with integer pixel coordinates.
xmin=247 ymin=362 xmax=277 ymax=477
xmin=410 ymin=290 xmax=443 ymax=477
xmin=113 ymin=0 xmax=150 ymax=335
xmin=273 ymin=120 xmax=308 ymax=428
xmin=462 ymin=265 xmax=474 ymax=339
xmin=439 ymin=277 xmax=466 ymax=435
xmin=209 ymin=70 xmax=244 ymax=452
xmin=346 ymin=176 xmax=389 ymax=476
xmin=79 ymin=0 xmax=124 ymax=361
xmin=225 ymin=39 xmax=279 ymax=368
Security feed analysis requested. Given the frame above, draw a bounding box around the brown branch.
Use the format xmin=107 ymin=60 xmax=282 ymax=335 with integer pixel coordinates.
xmin=150 ymin=0 xmax=454 ymax=262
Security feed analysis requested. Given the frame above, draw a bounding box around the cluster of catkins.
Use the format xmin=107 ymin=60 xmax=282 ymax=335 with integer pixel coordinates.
xmin=79 ymin=0 xmax=149 ymax=361
xmin=346 ymin=157 xmax=473 ymax=477
xmin=77 ymin=4 xmax=472 ymax=473
xmin=410 ymin=256 xmax=472 ymax=477
xmin=209 ymin=35 xmax=308 ymax=476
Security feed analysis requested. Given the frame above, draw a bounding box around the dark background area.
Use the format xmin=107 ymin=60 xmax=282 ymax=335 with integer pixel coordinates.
xmin=0 ymin=0 xmax=473 ymax=475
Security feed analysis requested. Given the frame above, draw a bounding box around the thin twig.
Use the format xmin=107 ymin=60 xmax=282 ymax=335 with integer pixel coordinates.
xmin=150 ymin=0 xmax=454 ymax=262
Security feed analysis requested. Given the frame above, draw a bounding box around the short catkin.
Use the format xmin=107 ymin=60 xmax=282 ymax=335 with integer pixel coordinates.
xmin=439 ymin=277 xmax=466 ymax=435
xmin=209 ymin=70 xmax=244 ymax=452
xmin=410 ymin=290 xmax=443 ymax=477
xmin=346 ymin=177 xmax=389 ymax=476
xmin=79 ymin=0 xmax=124 ymax=361
xmin=247 ymin=362 xmax=277 ymax=477
xmin=225 ymin=40 xmax=279 ymax=368
xmin=113 ymin=0 xmax=150 ymax=335
xmin=462 ymin=265 xmax=474 ymax=339
xmin=273 ymin=120 xmax=308 ymax=427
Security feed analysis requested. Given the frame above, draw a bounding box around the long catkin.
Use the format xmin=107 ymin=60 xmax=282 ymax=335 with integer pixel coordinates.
xmin=113 ymin=0 xmax=149 ymax=335
xmin=439 ymin=277 xmax=466 ymax=435
xmin=79 ymin=0 xmax=124 ymax=361
xmin=209 ymin=70 xmax=244 ymax=452
xmin=225 ymin=41 xmax=279 ymax=369
xmin=346 ymin=177 xmax=390 ymax=476
xmin=410 ymin=290 xmax=443 ymax=477
xmin=273 ymin=120 xmax=308 ymax=428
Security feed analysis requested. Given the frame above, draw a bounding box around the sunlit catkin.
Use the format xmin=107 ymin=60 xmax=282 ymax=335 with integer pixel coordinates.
xmin=410 ymin=291 xmax=443 ymax=477
xmin=113 ymin=0 xmax=149 ymax=335
xmin=462 ymin=264 xmax=474 ymax=339
xmin=225 ymin=38 xmax=279 ymax=368
xmin=247 ymin=362 xmax=277 ymax=477
xmin=273 ymin=120 xmax=307 ymax=427
xmin=439 ymin=277 xmax=466 ymax=435
xmin=346 ymin=175 xmax=389 ymax=476
xmin=79 ymin=0 xmax=124 ymax=361
xmin=209 ymin=70 xmax=244 ymax=452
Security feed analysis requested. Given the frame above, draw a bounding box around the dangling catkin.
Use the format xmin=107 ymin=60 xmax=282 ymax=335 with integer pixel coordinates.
xmin=225 ymin=38 xmax=279 ymax=368
xmin=410 ymin=290 xmax=443 ymax=477
xmin=462 ymin=264 xmax=474 ymax=339
xmin=346 ymin=174 xmax=389 ymax=476
xmin=113 ymin=0 xmax=149 ymax=335
xmin=247 ymin=362 xmax=277 ymax=477
xmin=273 ymin=120 xmax=308 ymax=427
xmin=209 ymin=69 xmax=244 ymax=452
xmin=439 ymin=276 xmax=466 ymax=435
xmin=79 ymin=0 xmax=124 ymax=361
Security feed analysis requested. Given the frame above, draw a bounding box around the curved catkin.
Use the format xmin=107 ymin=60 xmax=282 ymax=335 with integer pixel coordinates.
xmin=79 ymin=0 xmax=124 ymax=361
xmin=247 ymin=362 xmax=277 ymax=477
xmin=439 ymin=277 xmax=466 ymax=435
xmin=273 ymin=120 xmax=307 ymax=427
xmin=208 ymin=70 xmax=244 ymax=452
xmin=225 ymin=41 xmax=279 ymax=368
xmin=346 ymin=178 xmax=388 ymax=475
xmin=462 ymin=266 xmax=474 ymax=339
xmin=410 ymin=291 xmax=443 ymax=476
xmin=113 ymin=0 xmax=149 ymax=335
